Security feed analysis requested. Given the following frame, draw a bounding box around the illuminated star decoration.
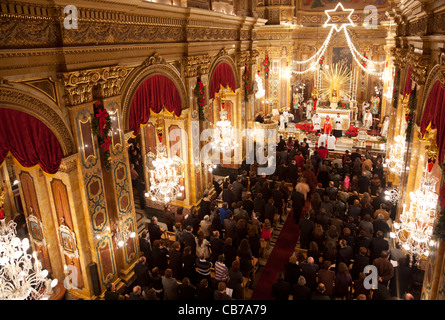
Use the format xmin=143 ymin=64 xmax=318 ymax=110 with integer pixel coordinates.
xmin=324 ymin=2 xmax=355 ymax=32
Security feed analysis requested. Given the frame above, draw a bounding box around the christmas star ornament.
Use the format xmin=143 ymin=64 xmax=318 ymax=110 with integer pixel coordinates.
xmin=324 ymin=2 xmax=355 ymax=32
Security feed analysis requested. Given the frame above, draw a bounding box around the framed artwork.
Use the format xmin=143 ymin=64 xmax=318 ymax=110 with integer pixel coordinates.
xmin=28 ymin=214 xmax=45 ymax=246
xmin=58 ymin=224 xmax=79 ymax=259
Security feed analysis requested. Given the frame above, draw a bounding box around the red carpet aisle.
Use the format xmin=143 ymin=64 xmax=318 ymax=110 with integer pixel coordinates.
xmin=250 ymin=200 xmax=310 ymax=300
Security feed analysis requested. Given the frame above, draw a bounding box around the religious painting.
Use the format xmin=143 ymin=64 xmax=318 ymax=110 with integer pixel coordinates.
xmin=28 ymin=217 xmax=44 ymax=243
xmin=60 ymin=228 xmax=76 ymax=256
xmin=332 ymin=47 xmax=352 ymax=70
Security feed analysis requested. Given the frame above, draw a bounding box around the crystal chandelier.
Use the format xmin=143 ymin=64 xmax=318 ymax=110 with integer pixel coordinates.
xmin=211 ymin=105 xmax=238 ymax=154
xmin=392 ymin=171 xmax=439 ymax=265
xmin=385 ymin=134 xmax=406 ymax=176
xmin=254 ymin=72 xmax=265 ymax=99
xmin=145 ymin=144 xmax=184 ymax=204
xmin=0 ymin=218 xmax=58 ymax=300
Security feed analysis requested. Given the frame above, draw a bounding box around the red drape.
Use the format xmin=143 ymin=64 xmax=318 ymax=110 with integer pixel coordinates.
xmin=210 ymin=62 xmax=236 ymax=99
xmin=129 ymin=75 xmax=182 ymax=136
xmin=0 ymin=108 xmax=63 ymax=174
xmin=420 ymin=80 xmax=445 ymax=163
xmin=403 ymin=67 xmax=413 ymax=97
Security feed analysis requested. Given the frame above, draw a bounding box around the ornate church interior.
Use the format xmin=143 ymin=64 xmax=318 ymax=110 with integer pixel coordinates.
xmin=1 ymin=0 xmax=445 ymax=301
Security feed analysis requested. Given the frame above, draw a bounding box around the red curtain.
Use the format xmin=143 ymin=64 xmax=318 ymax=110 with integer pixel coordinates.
xmin=129 ymin=75 xmax=182 ymax=136
xmin=403 ymin=67 xmax=413 ymax=96
xmin=420 ymin=80 xmax=445 ymax=163
xmin=0 ymin=108 xmax=63 ymax=174
xmin=210 ymin=62 xmax=236 ymax=99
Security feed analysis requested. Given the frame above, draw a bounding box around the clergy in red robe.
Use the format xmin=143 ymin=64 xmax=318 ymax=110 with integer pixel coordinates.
xmin=323 ymin=116 xmax=332 ymax=135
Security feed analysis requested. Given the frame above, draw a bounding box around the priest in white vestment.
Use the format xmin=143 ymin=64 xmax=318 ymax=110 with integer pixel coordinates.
xmin=381 ymin=115 xmax=389 ymax=137
xmin=363 ymin=109 xmax=373 ymax=130
xmin=318 ymin=132 xmax=327 ymax=148
xmin=312 ymin=113 xmax=321 ymax=134
xmin=327 ymin=134 xmax=337 ymax=150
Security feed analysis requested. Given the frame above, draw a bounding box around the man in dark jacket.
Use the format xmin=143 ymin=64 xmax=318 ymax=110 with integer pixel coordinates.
xmin=292 ymin=276 xmax=312 ymax=300
xmin=232 ymin=176 xmax=244 ymax=203
xmin=222 ymin=184 xmax=236 ymax=209
xmin=134 ymin=256 xmax=151 ymax=289
xmin=369 ymin=231 xmax=389 ymax=262
xmin=291 ymin=188 xmax=306 ymax=224
xmin=271 ymin=272 xmax=291 ymax=300
xmin=148 ymin=216 xmax=163 ymax=246
xmin=298 ymin=212 xmax=314 ymax=249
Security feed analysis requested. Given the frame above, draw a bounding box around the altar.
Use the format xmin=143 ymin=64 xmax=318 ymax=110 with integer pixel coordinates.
xmin=315 ymin=108 xmax=352 ymax=130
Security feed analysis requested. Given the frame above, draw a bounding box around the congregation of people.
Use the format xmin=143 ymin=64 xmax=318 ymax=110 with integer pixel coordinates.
xmin=116 ymin=125 xmax=424 ymax=301
xmin=269 ymin=139 xmax=424 ymax=300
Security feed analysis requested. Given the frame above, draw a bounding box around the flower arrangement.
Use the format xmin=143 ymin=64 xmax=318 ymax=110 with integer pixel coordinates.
xmin=194 ymin=74 xmax=206 ymax=121
xmin=243 ymin=65 xmax=250 ymax=102
xmin=345 ymin=125 xmax=359 ymax=138
xmin=264 ymin=55 xmax=270 ymax=79
xmin=91 ymin=99 xmax=112 ymax=172
xmin=300 ymin=123 xmax=315 ymax=134
xmin=337 ymin=102 xmax=351 ymax=109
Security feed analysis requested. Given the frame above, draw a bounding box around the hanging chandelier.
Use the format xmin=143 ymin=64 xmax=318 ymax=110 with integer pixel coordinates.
xmin=145 ymin=144 xmax=185 ymax=204
xmin=392 ymin=171 xmax=439 ymax=265
xmin=385 ymin=134 xmax=406 ymax=176
xmin=254 ymin=71 xmax=265 ymax=99
xmin=211 ymin=90 xmax=238 ymax=154
xmin=0 ymin=217 xmax=58 ymax=300
xmin=211 ymin=107 xmax=238 ymax=153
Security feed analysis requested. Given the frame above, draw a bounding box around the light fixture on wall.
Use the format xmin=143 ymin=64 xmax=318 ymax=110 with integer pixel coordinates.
xmin=0 ymin=217 xmax=58 ymax=300
xmin=145 ymin=143 xmax=184 ymax=204
xmin=392 ymin=170 xmax=439 ymax=266
xmin=384 ymin=187 xmax=400 ymax=204
xmin=110 ymin=224 xmax=135 ymax=248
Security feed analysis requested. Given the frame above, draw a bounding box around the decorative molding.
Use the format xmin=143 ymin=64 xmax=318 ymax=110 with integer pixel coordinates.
xmin=182 ymin=54 xmax=212 ymax=78
xmin=58 ymin=66 xmax=131 ymax=106
xmin=58 ymin=154 xmax=79 ymax=174
xmin=407 ymin=52 xmax=432 ymax=85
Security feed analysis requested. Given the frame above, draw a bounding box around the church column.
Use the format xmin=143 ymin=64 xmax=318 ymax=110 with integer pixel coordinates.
xmin=183 ymin=55 xmax=212 ymax=205
xmin=43 ymin=154 xmax=95 ymax=299
xmin=59 ymin=66 xmax=131 ymax=297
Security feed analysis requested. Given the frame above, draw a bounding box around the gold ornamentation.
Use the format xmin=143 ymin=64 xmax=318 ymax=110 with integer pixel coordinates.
xmin=58 ymin=66 xmax=130 ymax=106
xmin=407 ymin=52 xmax=431 ymax=85
xmin=58 ymin=154 xmax=79 ymax=174
xmin=182 ymin=54 xmax=212 ymax=78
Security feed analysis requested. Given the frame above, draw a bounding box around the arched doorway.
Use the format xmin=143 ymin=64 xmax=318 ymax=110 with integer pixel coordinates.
xmin=123 ymin=60 xmax=189 ymax=211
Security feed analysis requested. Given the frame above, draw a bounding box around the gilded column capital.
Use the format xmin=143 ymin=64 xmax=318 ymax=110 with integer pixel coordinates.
xmin=182 ymin=54 xmax=212 ymax=78
xmin=407 ymin=52 xmax=431 ymax=85
xmin=58 ymin=66 xmax=131 ymax=106
xmin=393 ymin=48 xmax=409 ymax=69
xmin=58 ymin=153 xmax=79 ymax=174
